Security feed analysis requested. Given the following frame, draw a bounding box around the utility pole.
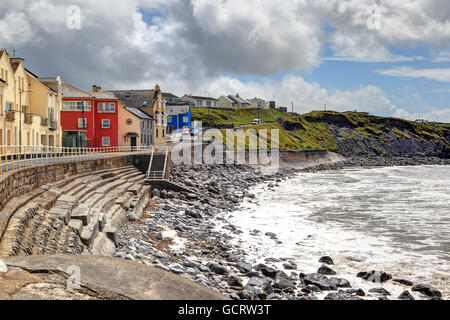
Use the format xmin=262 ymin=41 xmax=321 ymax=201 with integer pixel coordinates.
xmin=324 ymin=104 xmax=327 ymax=111
xmin=292 ymin=101 xmax=294 ymax=114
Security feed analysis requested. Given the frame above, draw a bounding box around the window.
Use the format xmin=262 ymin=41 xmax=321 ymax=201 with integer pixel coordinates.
xmin=206 ymin=100 xmax=211 ymax=107
xmin=78 ymin=118 xmax=87 ymax=129
xmin=168 ymin=116 xmax=173 ymax=122
xmin=196 ymin=100 xmax=202 ymax=106
xmin=102 ymin=137 xmax=110 ymax=146
xmin=102 ymin=119 xmax=110 ymax=128
xmin=183 ymin=116 xmax=189 ymax=123
xmin=63 ymin=101 xmax=91 ymax=111
xmin=5 ymin=102 xmax=12 ymax=115
xmin=98 ymin=102 xmax=115 ymax=112
xmin=141 ymin=120 xmax=144 ymax=129
xmin=156 ymin=129 xmax=159 ymax=138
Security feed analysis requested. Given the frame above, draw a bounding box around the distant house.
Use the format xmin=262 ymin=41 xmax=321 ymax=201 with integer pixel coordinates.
xmin=247 ymin=97 xmax=269 ymax=109
xmin=123 ymin=107 xmax=154 ymax=146
xmin=166 ymin=102 xmax=192 ymax=133
xmin=181 ymin=95 xmax=219 ymax=108
xmin=218 ymin=94 xmax=251 ymax=109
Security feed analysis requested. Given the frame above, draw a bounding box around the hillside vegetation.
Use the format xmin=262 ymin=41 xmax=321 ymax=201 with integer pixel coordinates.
xmin=191 ymin=107 xmax=450 ymax=157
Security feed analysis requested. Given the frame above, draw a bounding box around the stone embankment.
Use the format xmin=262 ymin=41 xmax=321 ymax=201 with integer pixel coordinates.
xmin=0 ymin=165 xmax=150 ymax=257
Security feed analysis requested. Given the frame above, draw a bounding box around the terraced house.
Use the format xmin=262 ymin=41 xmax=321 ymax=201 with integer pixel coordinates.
xmin=0 ymin=49 xmax=62 ymax=150
xmin=111 ymin=85 xmax=167 ymax=146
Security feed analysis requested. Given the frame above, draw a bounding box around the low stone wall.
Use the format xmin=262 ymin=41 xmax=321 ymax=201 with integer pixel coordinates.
xmin=0 ymin=156 xmax=133 ymax=212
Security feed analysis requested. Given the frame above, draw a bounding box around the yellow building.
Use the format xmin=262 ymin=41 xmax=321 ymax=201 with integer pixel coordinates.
xmin=0 ymin=50 xmax=62 ymax=150
xmin=140 ymin=85 xmax=167 ymax=146
xmin=117 ymin=102 xmax=141 ymax=148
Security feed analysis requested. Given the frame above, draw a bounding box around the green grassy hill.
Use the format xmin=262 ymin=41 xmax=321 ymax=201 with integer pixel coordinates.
xmin=192 ymin=107 xmax=450 ymax=157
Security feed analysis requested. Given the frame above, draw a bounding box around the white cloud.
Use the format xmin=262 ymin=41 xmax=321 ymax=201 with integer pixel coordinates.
xmin=0 ymin=0 xmax=448 ymax=123
xmin=377 ymin=67 xmax=450 ymax=83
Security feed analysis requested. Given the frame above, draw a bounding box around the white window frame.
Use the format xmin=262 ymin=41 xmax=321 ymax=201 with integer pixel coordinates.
xmin=78 ymin=118 xmax=87 ymax=129
xmin=102 ymin=137 xmax=110 ymax=146
xmin=102 ymin=119 xmax=110 ymax=128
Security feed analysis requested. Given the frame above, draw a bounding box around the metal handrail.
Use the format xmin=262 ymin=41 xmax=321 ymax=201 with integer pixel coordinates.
xmin=0 ymin=144 xmax=166 ymax=174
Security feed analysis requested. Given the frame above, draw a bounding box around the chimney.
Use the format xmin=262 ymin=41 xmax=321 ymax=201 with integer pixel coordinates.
xmin=92 ymin=85 xmax=101 ymax=92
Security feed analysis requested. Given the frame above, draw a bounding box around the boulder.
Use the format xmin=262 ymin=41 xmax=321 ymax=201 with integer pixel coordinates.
xmin=329 ymin=277 xmax=351 ymax=288
xmin=207 ymin=262 xmax=229 ymax=275
xmin=411 ymin=284 xmax=442 ymax=298
xmin=227 ymin=274 xmax=243 ymax=288
xmin=273 ymin=278 xmax=295 ymax=290
xmin=301 ymin=273 xmax=337 ymax=291
xmin=236 ymin=261 xmax=253 ymax=274
xmin=325 ymin=290 xmax=362 ymax=300
xmin=319 ymin=256 xmax=334 ymax=265
xmin=356 ymin=270 xmax=392 ymax=283
xmin=318 ymin=264 xmax=337 ymax=275
xmin=368 ymin=288 xmax=391 ymax=296
xmin=392 ymin=278 xmax=414 ymax=286
xmin=398 ymin=291 xmax=415 ymax=300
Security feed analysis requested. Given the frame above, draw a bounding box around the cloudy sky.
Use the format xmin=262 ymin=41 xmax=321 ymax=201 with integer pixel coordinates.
xmin=1 ymin=0 xmax=449 ymax=121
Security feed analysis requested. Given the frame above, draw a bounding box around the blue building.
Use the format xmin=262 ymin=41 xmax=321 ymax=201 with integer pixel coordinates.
xmin=166 ymin=102 xmax=192 ymax=133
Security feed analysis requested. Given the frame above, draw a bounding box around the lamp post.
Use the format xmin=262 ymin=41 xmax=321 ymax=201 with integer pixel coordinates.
xmin=19 ymin=89 xmax=33 ymax=153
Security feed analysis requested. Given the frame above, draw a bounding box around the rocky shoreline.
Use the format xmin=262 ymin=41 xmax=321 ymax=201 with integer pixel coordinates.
xmin=114 ymin=156 xmax=447 ymax=300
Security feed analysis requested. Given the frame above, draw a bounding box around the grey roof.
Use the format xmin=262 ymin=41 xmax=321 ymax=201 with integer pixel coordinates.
xmin=61 ymin=82 xmax=94 ymax=99
xmin=228 ymin=95 xmax=250 ymax=104
xmin=89 ymin=91 xmax=117 ymax=100
xmin=125 ymin=107 xmax=154 ymax=120
xmin=110 ymin=89 xmax=178 ymax=108
xmin=183 ymin=95 xmax=218 ymax=101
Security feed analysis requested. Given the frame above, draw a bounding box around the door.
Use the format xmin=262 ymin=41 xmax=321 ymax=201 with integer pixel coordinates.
xmin=130 ymin=137 xmax=137 ymax=150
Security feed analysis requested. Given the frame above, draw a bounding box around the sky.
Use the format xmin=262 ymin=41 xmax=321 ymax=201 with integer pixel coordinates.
xmin=0 ymin=0 xmax=449 ymax=122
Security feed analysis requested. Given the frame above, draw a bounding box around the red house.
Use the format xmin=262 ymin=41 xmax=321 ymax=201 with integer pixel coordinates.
xmin=58 ymin=83 xmax=119 ymax=148
xmin=90 ymin=85 xmax=119 ymax=148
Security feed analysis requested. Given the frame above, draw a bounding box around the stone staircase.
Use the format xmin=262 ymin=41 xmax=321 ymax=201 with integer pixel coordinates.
xmin=0 ymin=165 xmax=151 ymax=257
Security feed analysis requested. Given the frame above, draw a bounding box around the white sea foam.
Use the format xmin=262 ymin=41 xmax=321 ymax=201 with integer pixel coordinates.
xmin=217 ymin=165 xmax=450 ymax=299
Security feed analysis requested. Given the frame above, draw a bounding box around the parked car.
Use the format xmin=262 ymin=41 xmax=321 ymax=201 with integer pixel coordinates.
xmin=252 ymin=119 xmax=262 ymax=124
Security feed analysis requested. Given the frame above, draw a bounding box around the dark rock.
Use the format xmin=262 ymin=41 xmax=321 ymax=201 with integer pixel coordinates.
xmin=282 ymin=262 xmax=297 ymax=270
xmin=319 ymin=256 xmax=334 ymax=265
xmin=325 ymin=290 xmax=363 ymax=300
xmin=329 ymin=277 xmax=351 ymax=288
xmin=392 ymin=278 xmax=414 ymax=286
xmin=254 ymin=264 xmax=277 ymax=278
xmin=356 ymin=270 xmax=392 ymax=283
xmin=185 ymin=209 xmax=203 ymax=219
xmin=207 ymin=262 xmax=229 ymax=275
xmin=152 ymin=188 xmax=161 ymax=198
xmin=412 ymin=284 xmax=442 ymax=298
xmin=262 ymin=282 xmax=274 ymax=295
xmin=227 ymin=274 xmax=243 ymax=288
xmin=368 ymin=288 xmax=391 ymax=296
xmin=301 ymin=273 xmax=337 ymax=291
xmin=246 ymin=277 xmax=269 ymax=288
xmin=236 ymin=261 xmax=253 ymax=274
xmin=273 ymin=278 xmax=296 ymax=290
xmin=398 ymin=291 xmax=415 ymax=300
xmin=318 ymin=264 xmax=337 ymax=275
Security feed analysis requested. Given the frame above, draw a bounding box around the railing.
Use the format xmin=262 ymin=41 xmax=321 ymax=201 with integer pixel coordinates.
xmin=146 ymin=171 xmax=166 ymax=180
xmin=6 ymin=111 xmax=16 ymax=121
xmin=24 ymin=114 xmax=34 ymax=125
xmin=0 ymin=144 xmax=166 ymax=174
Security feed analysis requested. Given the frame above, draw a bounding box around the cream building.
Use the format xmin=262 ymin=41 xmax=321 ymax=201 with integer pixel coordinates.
xmin=0 ymin=49 xmax=62 ymax=151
